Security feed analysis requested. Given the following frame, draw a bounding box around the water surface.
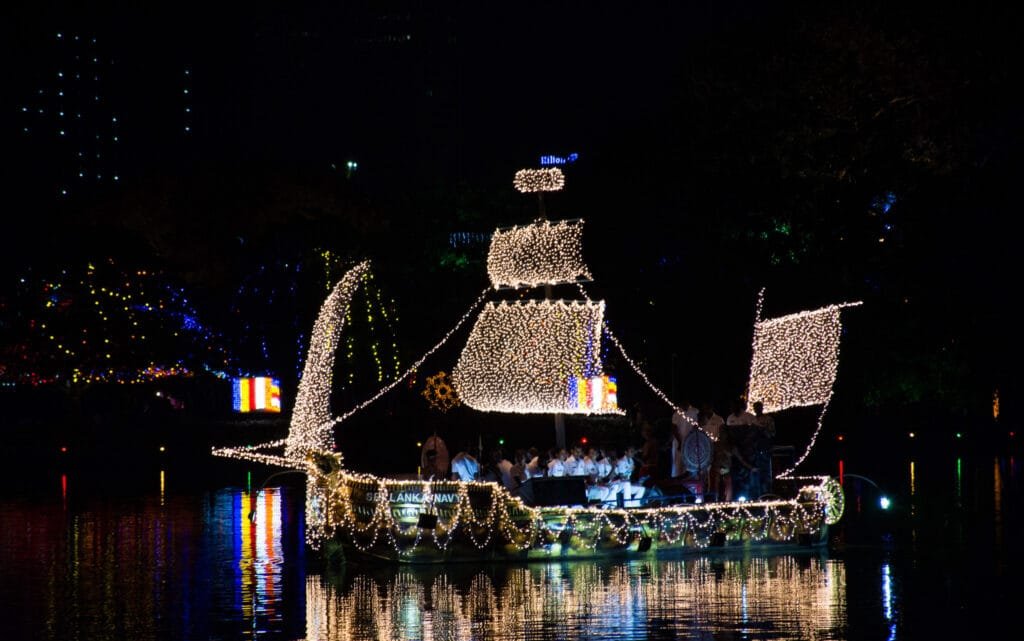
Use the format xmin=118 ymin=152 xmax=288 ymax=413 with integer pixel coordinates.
xmin=0 ymin=450 xmax=1019 ymax=640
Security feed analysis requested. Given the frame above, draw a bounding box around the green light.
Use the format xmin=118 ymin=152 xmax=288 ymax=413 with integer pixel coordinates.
xmin=246 ymin=470 xmax=252 ymax=493
xmin=955 ymin=432 xmax=962 ymax=439
xmin=956 ymin=457 xmax=962 ymax=499
xmin=879 ymin=496 xmax=891 ymax=510
xmin=498 ymin=438 xmax=505 ymax=445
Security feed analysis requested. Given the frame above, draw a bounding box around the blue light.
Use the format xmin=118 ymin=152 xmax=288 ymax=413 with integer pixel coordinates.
xmin=539 ymin=153 xmax=579 ymax=166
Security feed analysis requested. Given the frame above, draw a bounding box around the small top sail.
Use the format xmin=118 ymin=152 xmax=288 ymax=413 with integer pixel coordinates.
xmin=452 ymin=299 xmax=619 ymax=414
xmin=487 ymin=219 xmax=592 ymax=289
xmin=746 ymin=303 xmax=859 ymax=413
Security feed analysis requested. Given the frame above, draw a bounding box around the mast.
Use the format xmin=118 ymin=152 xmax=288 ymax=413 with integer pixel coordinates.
xmin=538 ymin=185 xmax=566 ymax=449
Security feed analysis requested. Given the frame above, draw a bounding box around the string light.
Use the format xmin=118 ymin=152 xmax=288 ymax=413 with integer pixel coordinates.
xmin=452 ymin=300 xmax=621 ymax=415
xmin=746 ymin=302 xmax=861 ymax=414
xmin=304 ymin=463 xmax=837 ymax=554
xmin=7 ymin=260 xmax=231 ymax=387
xmin=575 ymin=283 xmax=701 ymax=431
xmin=327 ymin=288 xmax=489 ymax=428
xmin=212 ymin=285 xmax=490 ymax=467
xmin=285 ymin=261 xmax=371 ymax=460
xmin=513 ymin=167 xmax=565 ymax=193
xmin=486 ymin=219 xmax=591 ymax=289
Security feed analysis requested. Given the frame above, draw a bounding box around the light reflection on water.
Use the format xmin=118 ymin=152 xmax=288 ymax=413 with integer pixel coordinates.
xmin=0 ymin=452 xmax=1020 ymax=641
xmin=305 ymin=554 xmax=848 ymax=641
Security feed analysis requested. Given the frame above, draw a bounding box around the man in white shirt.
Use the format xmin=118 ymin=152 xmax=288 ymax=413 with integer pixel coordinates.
xmin=450 ymin=450 xmax=480 ymax=482
xmin=699 ymin=403 xmax=725 ymax=441
xmin=564 ymin=446 xmax=588 ymax=477
xmin=671 ymin=400 xmax=700 ymax=477
xmin=525 ymin=449 xmax=547 ymax=479
xmin=547 ymin=448 xmax=567 ymax=477
xmin=726 ymin=398 xmax=756 ymax=426
xmin=751 ymin=401 xmax=776 ymax=437
xmin=614 ymin=446 xmax=645 ymax=507
xmin=591 ymin=449 xmax=617 ymax=504
xmin=497 ymin=453 xmax=516 ymax=490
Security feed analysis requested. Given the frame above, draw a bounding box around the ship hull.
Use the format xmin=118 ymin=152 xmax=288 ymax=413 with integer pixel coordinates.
xmin=308 ymin=466 xmax=841 ymax=565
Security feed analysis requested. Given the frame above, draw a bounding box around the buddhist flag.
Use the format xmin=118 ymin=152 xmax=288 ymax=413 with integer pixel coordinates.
xmin=233 ymin=377 xmax=282 ymax=413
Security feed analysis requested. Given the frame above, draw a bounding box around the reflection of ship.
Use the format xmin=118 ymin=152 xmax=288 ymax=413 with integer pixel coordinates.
xmin=214 ymin=197 xmax=857 ymax=563
xmin=303 ymin=553 xmax=847 ymax=640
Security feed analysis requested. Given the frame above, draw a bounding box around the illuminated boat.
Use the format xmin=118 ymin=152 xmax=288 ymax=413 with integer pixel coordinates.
xmin=214 ymin=173 xmax=856 ymax=564
xmin=304 ymin=450 xmax=843 ymax=563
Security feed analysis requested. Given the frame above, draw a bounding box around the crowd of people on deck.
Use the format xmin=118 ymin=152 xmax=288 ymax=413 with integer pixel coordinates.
xmin=421 ymin=397 xmax=777 ymax=507
xmin=434 ymin=443 xmax=649 ymax=507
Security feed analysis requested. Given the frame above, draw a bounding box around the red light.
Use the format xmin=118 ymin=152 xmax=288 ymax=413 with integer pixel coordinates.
xmin=60 ymin=446 xmax=67 ymax=453
xmin=836 ymin=435 xmax=845 ymax=442
xmin=581 ymin=437 xmax=588 ymax=444
xmin=1010 ymin=431 xmax=1016 ymax=438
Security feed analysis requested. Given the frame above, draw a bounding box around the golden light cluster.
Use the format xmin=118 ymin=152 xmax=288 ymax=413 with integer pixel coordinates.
xmin=486 ymin=219 xmax=591 ymax=289
xmin=422 ymin=370 xmax=461 ymax=413
xmin=452 ymin=299 xmax=616 ymax=414
xmin=513 ymin=167 xmax=565 ymax=193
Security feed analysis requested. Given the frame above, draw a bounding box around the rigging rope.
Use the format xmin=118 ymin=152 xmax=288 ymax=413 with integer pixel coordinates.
xmin=575 ymin=283 xmax=703 ymax=434
xmin=323 ymin=287 xmax=491 ymax=430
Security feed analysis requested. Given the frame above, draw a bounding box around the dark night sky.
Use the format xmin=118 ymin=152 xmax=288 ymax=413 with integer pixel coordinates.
xmin=2 ymin=0 xmax=1023 ymax=426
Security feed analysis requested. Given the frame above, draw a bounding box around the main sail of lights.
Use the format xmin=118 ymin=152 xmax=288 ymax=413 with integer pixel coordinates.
xmin=513 ymin=167 xmax=565 ymax=193
xmin=487 ymin=219 xmax=592 ymax=289
xmin=452 ymin=299 xmax=620 ymax=414
xmin=747 ymin=302 xmax=861 ymax=414
xmin=285 ymin=261 xmax=370 ymax=460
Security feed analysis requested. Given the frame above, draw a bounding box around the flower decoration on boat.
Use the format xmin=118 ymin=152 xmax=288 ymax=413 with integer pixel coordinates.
xmin=422 ymin=370 xmax=461 ymax=413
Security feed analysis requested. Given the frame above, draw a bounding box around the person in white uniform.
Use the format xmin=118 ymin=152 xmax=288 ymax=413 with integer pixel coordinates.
xmin=671 ymin=400 xmax=700 ymax=477
xmin=450 ymin=450 xmax=480 ymax=482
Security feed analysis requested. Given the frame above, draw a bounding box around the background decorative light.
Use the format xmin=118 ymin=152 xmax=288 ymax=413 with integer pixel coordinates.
xmin=487 ymin=219 xmax=591 ymax=289
xmin=513 ymin=167 xmax=565 ymax=193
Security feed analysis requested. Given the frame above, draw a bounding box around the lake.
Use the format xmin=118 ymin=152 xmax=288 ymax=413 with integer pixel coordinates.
xmin=0 ymin=444 xmax=1019 ymax=640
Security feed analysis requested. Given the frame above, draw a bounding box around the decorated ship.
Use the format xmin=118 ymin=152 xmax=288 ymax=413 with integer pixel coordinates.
xmin=214 ymin=167 xmax=857 ymax=563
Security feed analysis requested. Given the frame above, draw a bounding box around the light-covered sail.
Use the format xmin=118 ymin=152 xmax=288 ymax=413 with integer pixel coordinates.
xmin=286 ymin=261 xmax=370 ymax=459
xmin=452 ymin=299 xmax=618 ymax=414
xmin=513 ymin=167 xmax=565 ymax=193
xmin=747 ymin=304 xmax=850 ymax=413
xmin=487 ymin=219 xmax=592 ymax=289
